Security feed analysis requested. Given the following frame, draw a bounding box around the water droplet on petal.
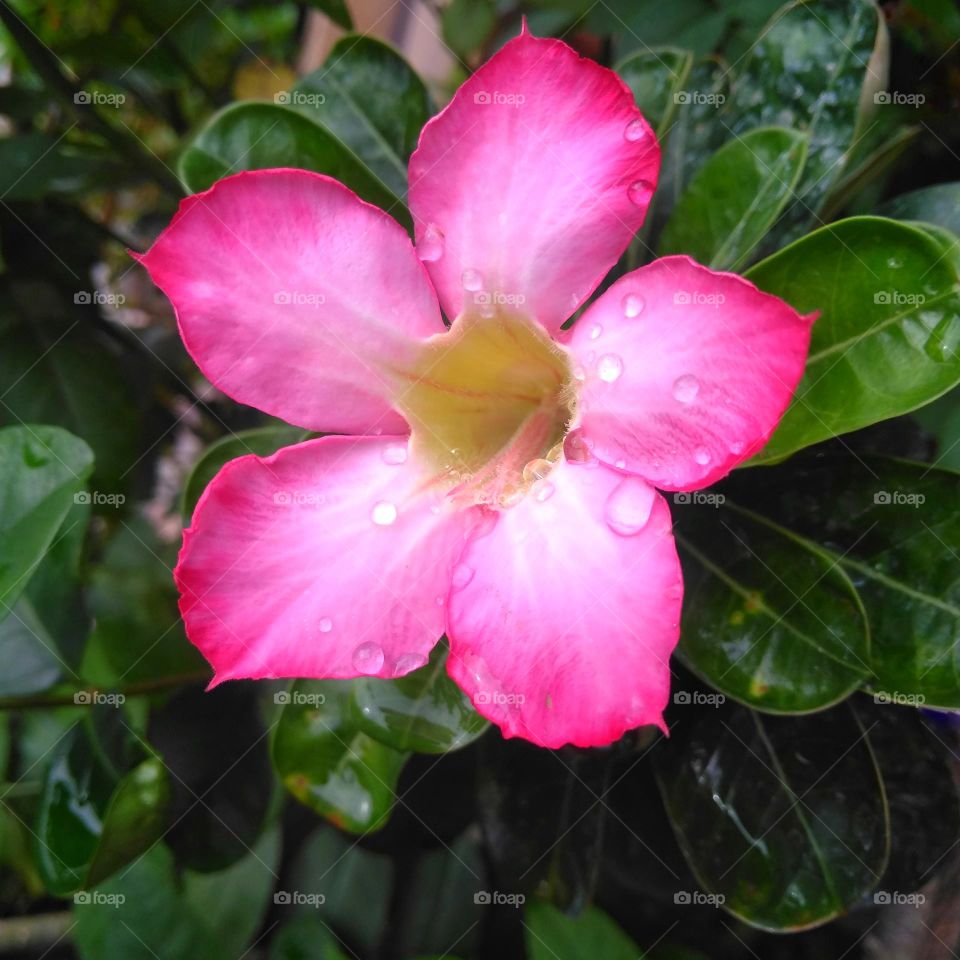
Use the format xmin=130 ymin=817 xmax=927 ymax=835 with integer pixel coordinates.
xmin=589 ymin=323 xmax=603 ymax=340
xmin=672 ymin=374 xmax=700 ymax=404
xmin=394 ymin=652 xmax=427 ymax=675
xmin=615 ymin=458 xmax=626 ymax=469
xmin=535 ymin=481 xmax=555 ymax=502
xmin=730 ymin=439 xmax=745 ymax=455
xmin=522 ymin=458 xmax=553 ymax=483
xmin=451 ymin=563 xmax=475 ymax=590
xmin=319 ymin=617 xmax=333 ymax=633
xmin=573 ymin=364 xmax=586 ymax=381
xmin=624 ymin=118 xmax=647 ymax=142
xmin=353 ymin=642 xmax=384 ymax=675
xmin=597 ymin=354 xmax=623 ymax=382
xmin=604 ymin=477 xmax=656 ymax=536
xmin=461 ymin=268 xmax=483 ymax=291
xmin=381 ymin=442 xmax=407 ymax=465
xmin=563 ymin=429 xmax=593 ymax=463
xmin=628 ymin=179 xmax=655 ymax=206
xmin=622 ymin=293 xmax=645 ymax=318
xmin=371 ymin=501 xmax=397 ymax=525
xmin=694 ymin=447 xmax=711 ymax=465
xmin=417 ymin=224 xmax=444 ymax=262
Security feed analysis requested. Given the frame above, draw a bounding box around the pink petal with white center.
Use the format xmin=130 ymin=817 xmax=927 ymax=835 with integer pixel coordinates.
xmin=565 ymin=256 xmax=813 ymax=490
xmin=408 ymin=29 xmax=659 ymax=335
xmin=176 ymin=436 xmax=476 ymax=683
xmin=445 ymin=458 xmax=682 ymax=748
xmin=137 ymin=169 xmax=442 ymax=435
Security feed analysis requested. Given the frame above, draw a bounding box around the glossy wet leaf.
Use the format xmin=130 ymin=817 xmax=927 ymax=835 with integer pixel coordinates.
xmin=73 ymin=830 xmax=280 ymax=960
xmin=350 ymin=642 xmax=488 ymax=753
xmin=292 ymin=35 xmax=431 ymax=200
xmin=181 ymin=425 xmax=306 ymax=519
xmin=659 ymin=126 xmax=808 ymax=270
xmin=0 ymin=425 xmax=93 ymax=617
xmin=675 ymin=501 xmax=869 ymax=713
xmin=879 ymin=182 xmax=960 ymax=235
xmin=747 ymin=217 xmax=960 ymax=462
xmin=724 ymin=0 xmax=885 ymax=243
xmin=525 ymin=901 xmax=643 ymax=960
xmin=35 ymin=724 xmax=170 ymax=895
xmin=272 ymin=680 xmax=408 ymax=833
xmin=178 ymin=103 xmax=401 ymax=218
xmin=655 ymin=702 xmax=889 ymax=931
xmin=617 ymin=48 xmax=693 ymax=136
xmin=745 ymin=457 xmax=960 ymax=708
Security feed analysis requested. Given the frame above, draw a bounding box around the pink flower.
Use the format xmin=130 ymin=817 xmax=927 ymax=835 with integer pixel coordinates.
xmin=138 ymin=28 xmax=813 ymax=749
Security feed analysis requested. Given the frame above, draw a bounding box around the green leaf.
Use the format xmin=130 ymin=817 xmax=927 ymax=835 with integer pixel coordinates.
xmin=441 ymin=0 xmax=496 ymax=59
xmin=303 ymin=0 xmax=353 ymax=31
xmin=0 ymin=425 xmax=93 ymax=615
xmin=617 ymin=47 xmax=693 ymax=137
xmin=272 ymin=680 xmax=408 ymax=833
xmin=655 ymin=702 xmax=889 ymax=931
xmin=879 ymin=182 xmax=960 ymax=235
xmin=724 ymin=0 xmax=885 ymax=243
xmin=350 ymin=642 xmax=488 ymax=753
xmin=747 ymin=217 xmax=960 ymax=461
xmin=269 ymin=917 xmax=351 ymax=960
xmin=35 ymin=724 xmax=170 ymax=895
xmin=178 ymin=103 xmax=403 ymax=221
xmin=675 ymin=501 xmax=869 ymax=713
xmin=73 ymin=830 xmax=280 ymax=960
xmin=525 ymin=901 xmax=643 ymax=960
xmin=181 ymin=425 xmax=305 ymax=519
xmin=659 ymin=127 xmax=807 ymax=270
xmin=292 ymin=35 xmax=430 ymax=200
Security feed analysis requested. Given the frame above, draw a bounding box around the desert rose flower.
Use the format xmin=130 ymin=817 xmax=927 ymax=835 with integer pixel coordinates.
xmin=138 ymin=27 xmax=813 ymax=748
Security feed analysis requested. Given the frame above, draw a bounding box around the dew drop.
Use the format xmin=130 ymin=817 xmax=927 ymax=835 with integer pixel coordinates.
xmin=394 ymin=652 xmax=427 ymax=675
xmin=589 ymin=323 xmax=603 ymax=340
xmin=887 ymin=256 xmax=902 ymax=269
xmin=730 ymin=439 xmax=745 ymax=455
xmin=522 ymin=458 xmax=553 ymax=483
xmin=319 ymin=617 xmax=333 ymax=633
xmin=573 ymin=364 xmax=586 ymax=381
xmin=381 ymin=442 xmax=407 ymax=465
xmin=694 ymin=447 xmax=711 ymax=465
xmin=535 ymin=481 xmax=555 ymax=502
xmin=371 ymin=500 xmax=398 ymax=525
xmin=417 ymin=224 xmax=444 ymax=262
xmin=627 ymin=179 xmax=655 ymax=206
xmin=622 ymin=293 xmax=645 ymax=318
xmin=353 ymin=642 xmax=384 ymax=675
xmin=615 ymin=458 xmax=626 ymax=469
xmin=563 ymin=429 xmax=593 ymax=463
xmin=624 ymin=118 xmax=647 ymax=142
xmin=597 ymin=354 xmax=623 ymax=382
xmin=604 ymin=477 xmax=656 ymax=536
xmin=461 ymin=268 xmax=483 ymax=291
xmin=451 ymin=563 xmax=475 ymax=590
xmin=672 ymin=374 xmax=700 ymax=404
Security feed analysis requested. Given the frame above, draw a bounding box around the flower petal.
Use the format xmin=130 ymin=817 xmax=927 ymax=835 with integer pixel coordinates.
xmin=408 ymin=29 xmax=659 ymax=334
xmin=445 ymin=458 xmax=681 ymax=748
xmin=176 ymin=436 xmax=475 ymax=683
xmin=138 ymin=169 xmax=442 ymax=434
xmin=565 ymin=256 xmax=813 ymax=490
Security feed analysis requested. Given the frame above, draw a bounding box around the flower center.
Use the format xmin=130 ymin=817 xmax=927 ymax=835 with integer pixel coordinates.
xmin=391 ymin=308 xmax=577 ymax=507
